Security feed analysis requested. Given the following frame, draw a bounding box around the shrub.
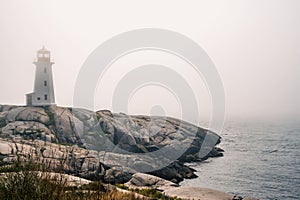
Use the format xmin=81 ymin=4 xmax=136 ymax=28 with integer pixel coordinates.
xmin=0 ymin=170 xmax=67 ymax=200
xmin=0 ymin=162 xmax=146 ymax=200
xmin=0 ymin=162 xmax=175 ymax=199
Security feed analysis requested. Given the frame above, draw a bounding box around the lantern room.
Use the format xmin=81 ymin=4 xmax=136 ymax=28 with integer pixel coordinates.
xmin=37 ymin=46 xmax=51 ymax=62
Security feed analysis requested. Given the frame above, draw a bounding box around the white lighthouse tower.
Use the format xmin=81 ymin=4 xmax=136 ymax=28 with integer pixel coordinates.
xmin=26 ymin=46 xmax=56 ymax=106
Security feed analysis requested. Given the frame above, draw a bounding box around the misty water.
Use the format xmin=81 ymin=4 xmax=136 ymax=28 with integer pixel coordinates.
xmin=181 ymin=120 xmax=300 ymax=200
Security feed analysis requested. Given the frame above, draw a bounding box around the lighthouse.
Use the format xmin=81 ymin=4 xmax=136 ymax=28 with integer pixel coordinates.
xmin=26 ymin=46 xmax=56 ymax=106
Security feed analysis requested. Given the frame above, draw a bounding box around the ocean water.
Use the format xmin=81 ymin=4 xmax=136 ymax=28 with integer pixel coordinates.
xmin=181 ymin=120 xmax=300 ymax=200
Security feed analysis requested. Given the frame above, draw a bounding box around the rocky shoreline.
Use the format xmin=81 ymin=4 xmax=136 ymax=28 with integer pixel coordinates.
xmin=0 ymin=105 xmax=258 ymax=199
xmin=0 ymin=105 xmax=223 ymax=183
xmin=125 ymin=173 xmax=258 ymax=200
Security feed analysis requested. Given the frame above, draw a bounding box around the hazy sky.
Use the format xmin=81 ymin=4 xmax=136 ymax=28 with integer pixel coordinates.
xmin=0 ymin=0 xmax=299 ymax=121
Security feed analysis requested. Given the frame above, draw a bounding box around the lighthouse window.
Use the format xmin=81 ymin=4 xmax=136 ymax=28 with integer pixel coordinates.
xmin=44 ymin=81 xmax=47 ymax=86
xmin=44 ymin=68 xmax=47 ymax=73
xmin=44 ymin=95 xmax=48 ymax=100
xmin=37 ymin=97 xmax=40 ymax=101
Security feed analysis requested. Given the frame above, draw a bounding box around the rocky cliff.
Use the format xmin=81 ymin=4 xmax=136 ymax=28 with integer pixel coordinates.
xmin=0 ymin=105 xmax=223 ymax=183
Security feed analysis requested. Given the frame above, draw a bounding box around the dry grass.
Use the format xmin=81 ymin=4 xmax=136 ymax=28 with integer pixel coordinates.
xmin=0 ymin=161 xmax=182 ymax=200
xmin=0 ymin=162 xmax=147 ymax=200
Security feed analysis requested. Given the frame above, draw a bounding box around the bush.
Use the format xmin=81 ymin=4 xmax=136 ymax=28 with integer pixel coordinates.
xmin=0 ymin=170 xmax=67 ymax=200
xmin=0 ymin=162 xmax=146 ymax=200
xmin=0 ymin=162 xmax=38 ymax=173
xmin=0 ymin=162 xmax=177 ymax=199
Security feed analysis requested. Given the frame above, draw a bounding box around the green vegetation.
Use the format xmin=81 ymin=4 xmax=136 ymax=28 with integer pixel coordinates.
xmin=0 ymin=169 xmax=67 ymax=200
xmin=0 ymin=162 xmax=178 ymax=200
xmin=133 ymin=188 xmax=181 ymax=200
xmin=116 ymin=184 xmax=181 ymax=200
xmin=0 ymin=162 xmax=40 ymax=173
xmin=0 ymin=163 xmax=141 ymax=200
xmin=115 ymin=183 xmax=130 ymax=190
xmin=59 ymin=142 xmax=74 ymax=146
xmin=0 ymin=171 xmax=144 ymax=200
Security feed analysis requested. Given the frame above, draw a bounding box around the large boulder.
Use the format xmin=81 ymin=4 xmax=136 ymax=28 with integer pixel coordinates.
xmin=104 ymin=167 xmax=132 ymax=184
xmin=125 ymin=173 xmax=178 ymax=191
xmin=96 ymin=110 xmax=221 ymax=162
xmin=149 ymin=161 xmax=197 ymax=183
xmin=48 ymin=107 xmax=84 ymax=144
xmin=5 ymin=107 xmax=50 ymax=125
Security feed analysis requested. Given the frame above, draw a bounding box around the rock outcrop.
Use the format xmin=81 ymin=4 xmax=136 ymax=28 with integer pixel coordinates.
xmin=125 ymin=173 xmax=179 ymax=191
xmin=0 ymin=105 xmax=223 ymax=184
xmin=125 ymin=174 xmax=259 ymax=200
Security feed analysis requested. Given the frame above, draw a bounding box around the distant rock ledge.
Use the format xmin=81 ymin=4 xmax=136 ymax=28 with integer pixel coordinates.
xmin=0 ymin=104 xmax=223 ymax=184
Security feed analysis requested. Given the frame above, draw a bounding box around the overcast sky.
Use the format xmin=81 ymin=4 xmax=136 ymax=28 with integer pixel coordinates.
xmin=0 ymin=0 xmax=299 ymax=121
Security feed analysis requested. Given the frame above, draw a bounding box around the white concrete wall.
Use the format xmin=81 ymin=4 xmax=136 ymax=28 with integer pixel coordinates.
xmin=31 ymin=61 xmax=56 ymax=106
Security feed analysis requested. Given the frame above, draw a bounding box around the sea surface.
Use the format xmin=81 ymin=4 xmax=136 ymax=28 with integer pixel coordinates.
xmin=181 ymin=120 xmax=300 ymax=200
